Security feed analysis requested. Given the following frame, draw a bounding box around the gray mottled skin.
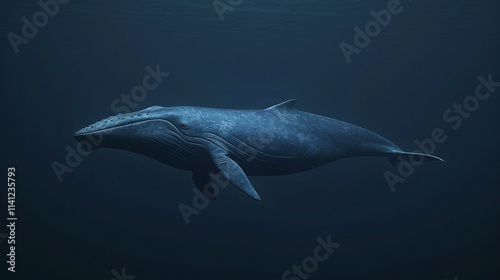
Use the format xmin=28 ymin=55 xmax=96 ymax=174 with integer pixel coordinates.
xmin=74 ymin=100 xmax=443 ymax=201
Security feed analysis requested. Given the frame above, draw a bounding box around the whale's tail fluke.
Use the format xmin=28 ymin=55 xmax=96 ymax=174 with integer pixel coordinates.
xmin=389 ymin=151 xmax=444 ymax=166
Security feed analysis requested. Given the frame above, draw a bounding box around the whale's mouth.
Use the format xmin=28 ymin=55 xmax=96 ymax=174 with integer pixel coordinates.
xmin=74 ymin=117 xmax=208 ymax=168
xmin=74 ymin=119 xmax=162 ymax=137
xmin=74 ymin=113 xmax=162 ymax=136
xmin=74 ymin=118 xmax=194 ymax=153
xmin=75 ymin=106 xmax=167 ymax=136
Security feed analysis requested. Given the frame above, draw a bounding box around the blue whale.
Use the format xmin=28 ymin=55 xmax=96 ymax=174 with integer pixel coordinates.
xmin=74 ymin=100 xmax=443 ymax=201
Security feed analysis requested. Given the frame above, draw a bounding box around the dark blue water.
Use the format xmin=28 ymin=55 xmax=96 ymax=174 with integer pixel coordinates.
xmin=1 ymin=0 xmax=499 ymax=279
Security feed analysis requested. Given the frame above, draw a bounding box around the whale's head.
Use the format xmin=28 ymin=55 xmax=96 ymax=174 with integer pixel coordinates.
xmin=74 ymin=106 xmax=207 ymax=168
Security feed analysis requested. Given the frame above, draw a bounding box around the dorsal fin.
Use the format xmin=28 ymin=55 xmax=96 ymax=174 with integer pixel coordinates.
xmin=265 ymin=99 xmax=297 ymax=110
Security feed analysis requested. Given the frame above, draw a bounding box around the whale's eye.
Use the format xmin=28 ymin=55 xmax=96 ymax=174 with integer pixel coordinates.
xmin=180 ymin=123 xmax=189 ymax=129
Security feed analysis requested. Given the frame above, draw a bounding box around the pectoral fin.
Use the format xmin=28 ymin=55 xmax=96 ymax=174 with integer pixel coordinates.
xmin=209 ymin=148 xmax=261 ymax=201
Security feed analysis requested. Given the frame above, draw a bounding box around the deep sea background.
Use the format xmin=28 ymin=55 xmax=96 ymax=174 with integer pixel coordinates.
xmin=1 ymin=0 xmax=499 ymax=279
